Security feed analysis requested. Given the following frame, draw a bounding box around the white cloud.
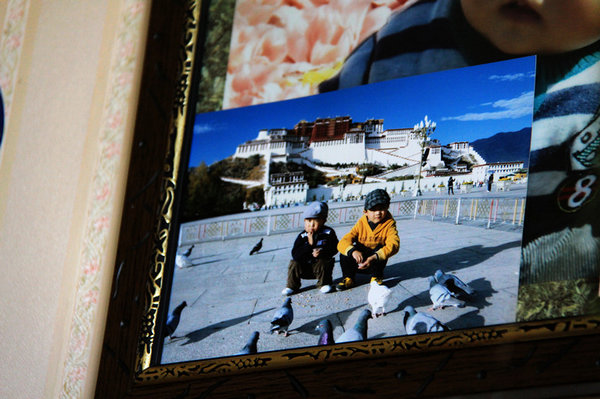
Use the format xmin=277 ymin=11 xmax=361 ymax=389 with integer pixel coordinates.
xmin=441 ymin=91 xmax=534 ymax=122
xmin=489 ymin=71 xmax=535 ymax=81
xmin=194 ymin=122 xmax=217 ymax=135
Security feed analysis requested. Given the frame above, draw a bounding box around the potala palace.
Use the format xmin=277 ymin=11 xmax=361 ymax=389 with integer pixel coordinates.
xmin=231 ymin=116 xmax=525 ymax=207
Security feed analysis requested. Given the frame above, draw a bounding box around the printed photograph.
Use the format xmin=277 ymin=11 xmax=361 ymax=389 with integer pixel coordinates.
xmin=160 ymin=55 xmax=535 ymax=363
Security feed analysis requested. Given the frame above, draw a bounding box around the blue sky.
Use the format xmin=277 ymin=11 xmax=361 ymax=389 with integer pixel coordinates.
xmin=189 ymin=56 xmax=535 ymax=167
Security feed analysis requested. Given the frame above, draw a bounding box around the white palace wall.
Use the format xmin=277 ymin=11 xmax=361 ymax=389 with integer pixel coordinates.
xmin=309 ymin=140 xmax=366 ymax=164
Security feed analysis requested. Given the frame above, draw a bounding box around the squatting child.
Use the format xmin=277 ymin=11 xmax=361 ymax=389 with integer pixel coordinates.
xmin=337 ymin=189 xmax=399 ymax=290
xmin=282 ymin=201 xmax=339 ymax=295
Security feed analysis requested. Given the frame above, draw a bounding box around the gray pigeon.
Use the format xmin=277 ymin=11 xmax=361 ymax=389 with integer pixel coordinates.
xmin=235 ymin=331 xmax=260 ymax=355
xmin=335 ymin=309 xmax=372 ymax=343
xmin=429 ymin=276 xmax=465 ymax=310
xmin=402 ymin=305 xmax=449 ymax=335
xmin=165 ymin=300 xmax=187 ymax=338
xmin=315 ymin=319 xmax=334 ymax=346
xmin=434 ymin=269 xmax=475 ymax=298
xmin=270 ymin=297 xmax=294 ymax=336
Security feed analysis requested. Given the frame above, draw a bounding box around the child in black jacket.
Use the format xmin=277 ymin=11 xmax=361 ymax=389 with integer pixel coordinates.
xmin=282 ymin=202 xmax=339 ymax=295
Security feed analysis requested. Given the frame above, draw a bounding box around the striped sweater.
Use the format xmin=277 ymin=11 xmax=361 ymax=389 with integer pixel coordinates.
xmin=319 ymin=0 xmax=512 ymax=92
xmin=520 ymin=41 xmax=600 ymax=285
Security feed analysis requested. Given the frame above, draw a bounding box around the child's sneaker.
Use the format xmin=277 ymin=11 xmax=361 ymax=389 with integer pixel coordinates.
xmin=281 ymin=287 xmax=294 ymax=296
xmin=370 ymin=277 xmax=383 ymax=285
xmin=319 ymin=285 xmax=333 ymax=293
xmin=336 ymin=277 xmax=354 ymax=290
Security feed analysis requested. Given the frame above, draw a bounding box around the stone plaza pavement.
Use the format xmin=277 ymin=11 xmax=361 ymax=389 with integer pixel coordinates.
xmin=161 ymin=212 xmax=523 ymax=364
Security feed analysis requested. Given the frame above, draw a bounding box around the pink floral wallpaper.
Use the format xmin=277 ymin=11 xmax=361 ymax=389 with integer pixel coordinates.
xmin=58 ymin=2 xmax=149 ymax=396
xmin=0 ymin=0 xmax=149 ymax=397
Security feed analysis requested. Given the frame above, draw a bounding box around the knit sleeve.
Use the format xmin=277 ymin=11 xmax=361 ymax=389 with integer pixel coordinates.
xmin=337 ymin=218 xmax=362 ymax=256
xmin=375 ymin=219 xmax=399 ymax=260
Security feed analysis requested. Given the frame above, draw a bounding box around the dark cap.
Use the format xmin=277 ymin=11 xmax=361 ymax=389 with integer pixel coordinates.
xmin=364 ymin=189 xmax=390 ymax=210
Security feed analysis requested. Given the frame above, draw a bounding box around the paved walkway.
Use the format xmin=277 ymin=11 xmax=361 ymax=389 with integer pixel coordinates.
xmin=161 ymin=218 xmax=522 ymax=364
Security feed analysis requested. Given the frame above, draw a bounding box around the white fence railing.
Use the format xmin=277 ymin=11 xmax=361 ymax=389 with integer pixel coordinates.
xmin=178 ymin=196 xmax=526 ymax=245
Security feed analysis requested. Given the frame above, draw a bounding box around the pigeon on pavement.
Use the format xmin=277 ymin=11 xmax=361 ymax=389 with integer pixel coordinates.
xmin=270 ymin=297 xmax=294 ymax=336
xmin=368 ymin=280 xmax=392 ymax=317
xmin=335 ymin=309 xmax=372 ymax=343
xmin=165 ymin=300 xmax=187 ymax=338
xmin=315 ymin=319 xmax=335 ymax=346
xmin=402 ymin=305 xmax=449 ymax=335
xmin=249 ymin=238 xmax=263 ymax=255
xmin=429 ymin=276 xmax=466 ymax=310
xmin=235 ymin=331 xmax=260 ymax=355
xmin=434 ymin=269 xmax=475 ymax=298
xmin=175 ymin=245 xmax=194 ymax=268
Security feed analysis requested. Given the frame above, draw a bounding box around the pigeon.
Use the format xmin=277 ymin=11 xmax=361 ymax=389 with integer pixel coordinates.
xmin=235 ymin=331 xmax=260 ymax=355
xmin=429 ymin=276 xmax=465 ymax=310
xmin=165 ymin=300 xmax=187 ymax=338
xmin=249 ymin=238 xmax=263 ymax=255
xmin=335 ymin=309 xmax=372 ymax=343
xmin=270 ymin=297 xmax=294 ymax=336
xmin=175 ymin=245 xmax=194 ymax=269
xmin=368 ymin=280 xmax=392 ymax=317
xmin=434 ymin=269 xmax=475 ymax=298
xmin=402 ymin=305 xmax=449 ymax=335
xmin=315 ymin=319 xmax=335 ymax=346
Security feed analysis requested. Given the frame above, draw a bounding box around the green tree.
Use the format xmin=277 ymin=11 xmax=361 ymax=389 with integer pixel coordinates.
xmin=182 ymin=161 xmax=247 ymax=221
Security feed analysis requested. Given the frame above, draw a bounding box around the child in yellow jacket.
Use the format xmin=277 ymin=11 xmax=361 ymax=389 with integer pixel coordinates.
xmin=337 ymin=189 xmax=399 ymax=290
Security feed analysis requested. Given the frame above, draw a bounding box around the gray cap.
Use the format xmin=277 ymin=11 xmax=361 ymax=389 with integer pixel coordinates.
xmin=364 ymin=189 xmax=390 ymax=210
xmin=302 ymin=201 xmax=328 ymax=220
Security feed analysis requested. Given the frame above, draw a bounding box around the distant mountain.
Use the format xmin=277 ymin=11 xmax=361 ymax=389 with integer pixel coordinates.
xmin=470 ymin=127 xmax=532 ymax=168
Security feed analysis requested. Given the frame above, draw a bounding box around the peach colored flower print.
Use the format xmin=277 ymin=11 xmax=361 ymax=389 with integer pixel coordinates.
xmin=223 ymin=0 xmax=409 ymax=109
xmin=83 ymin=261 xmax=100 ymax=276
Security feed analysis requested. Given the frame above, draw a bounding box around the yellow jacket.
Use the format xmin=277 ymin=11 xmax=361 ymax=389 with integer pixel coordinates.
xmin=337 ymin=213 xmax=399 ymax=261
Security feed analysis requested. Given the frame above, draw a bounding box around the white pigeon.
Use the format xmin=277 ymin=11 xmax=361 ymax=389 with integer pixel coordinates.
xmin=403 ymin=305 xmax=449 ymax=335
xmin=367 ymin=280 xmax=392 ymax=317
xmin=175 ymin=245 xmax=194 ymax=269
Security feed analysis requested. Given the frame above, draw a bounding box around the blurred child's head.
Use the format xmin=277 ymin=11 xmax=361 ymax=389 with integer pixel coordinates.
xmin=461 ymin=0 xmax=600 ymax=55
xmin=364 ymin=189 xmax=390 ymax=224
xmin=303 ymin=201 xmax=328 ymax=233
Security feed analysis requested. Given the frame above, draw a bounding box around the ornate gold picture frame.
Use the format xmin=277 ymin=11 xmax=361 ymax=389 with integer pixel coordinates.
xmin=96 ymin=1 xmax=600 ymax=397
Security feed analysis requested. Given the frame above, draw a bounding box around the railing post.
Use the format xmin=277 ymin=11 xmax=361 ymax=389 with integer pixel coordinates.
xmin=413 ymin=199 xmax=419 ymax=219
xmin=494 ymin=199 xmax=499 ymax=223
xmin=519 ymin=198 xmax=525 ymax=225
xmin=455 ymin=197 xmax=461 ymax=225
xmin=487 ymin=199 xmax=494 ymax=229
xmin=266 ymin=214 xmax=271 ymax=236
